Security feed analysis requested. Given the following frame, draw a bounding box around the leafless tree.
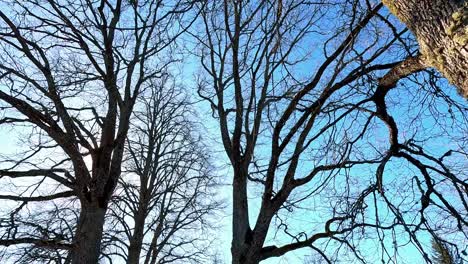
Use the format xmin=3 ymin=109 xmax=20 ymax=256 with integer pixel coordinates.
xmin=104 ymin=76 xmax=221 ymax=264
xmin=0 ymin=205 xmax=78 ymax=264
xmin=0 ymin=0 xmax=199 ymax=263
xmin=195 ymin=0 xmax=467 ymax=263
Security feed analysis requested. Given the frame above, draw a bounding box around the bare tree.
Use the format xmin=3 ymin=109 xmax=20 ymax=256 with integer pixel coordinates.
xmin=195 ymin=0 xmax=467 ymax=263
xmin=0 ymin=1 xmax=199 ymax=263
xmin=0 ymin=205 xmax=78 ymax=264
xmin=382 ymin=0 xmax=468 ymax=96
xmin=104 ymin=76 xmax=221 ymax=264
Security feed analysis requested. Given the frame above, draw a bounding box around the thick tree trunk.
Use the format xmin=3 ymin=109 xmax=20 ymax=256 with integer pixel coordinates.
xmin=231 ymin=170 xmax=278 ymax=264
xmin=232 ymin=257 xmax=260 ymax=264
xmin=70 ymin=202 xmax=107 ymax=264
xmin=127 ymin=206 xmax=147 ymax=264
xmin=382 ymin=0 xmax=468 ymax=97
xmin=231 ymin=168 xmax=260 ymax=264
xmin=231 ymin=247 xmax=261 ymax=264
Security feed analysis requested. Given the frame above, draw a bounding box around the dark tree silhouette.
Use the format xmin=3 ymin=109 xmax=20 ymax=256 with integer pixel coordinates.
xmin=104 ymin=76 xmax=221 ymax=264
xmin=195 ymin=0 xmax=467 ymax=263
xmin=0 ymin=1 xmax=199 ymax=263
xmin=0 ymin=0 xmax=466 ymax=263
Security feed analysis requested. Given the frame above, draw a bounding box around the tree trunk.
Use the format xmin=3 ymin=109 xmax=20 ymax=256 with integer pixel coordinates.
xmin=127 ymin=206 xmax=147 ymax=264
xmin=232 ymin=257 xmax=260 ymax=264
xmin=231 ymin=167 xmax=258 ymax=264
xmin=70 ymin=201 xmax=107 ymax=264
xmin=230 ymin=167 xmax=267 ymax=264
xmin=231 ymin=245 xmax=261 ymax=264
xmin=382 ymin=0 xmax=468 ymax=97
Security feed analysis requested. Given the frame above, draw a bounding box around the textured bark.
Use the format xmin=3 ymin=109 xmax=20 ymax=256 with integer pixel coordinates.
xmin=71 ymin=202 xmax=107 ymax=264
xmin=382 ymin=0 xmax=468 ymax=97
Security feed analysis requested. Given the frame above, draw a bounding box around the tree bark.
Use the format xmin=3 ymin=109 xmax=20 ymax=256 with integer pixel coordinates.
xmin=382 ymin=0 xmax=468 ymax=97
xmin=70 ymin=201 xmax=107 ymax=264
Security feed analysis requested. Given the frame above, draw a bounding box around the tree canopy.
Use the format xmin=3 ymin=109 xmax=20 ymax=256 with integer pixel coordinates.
xmin=0 ymin=0 xmax=466 ymax=263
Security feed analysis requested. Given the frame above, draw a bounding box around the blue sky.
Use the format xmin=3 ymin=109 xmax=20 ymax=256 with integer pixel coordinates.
xmin=182 ymin=2 xmax=468 ymax=262
xmin=0 ymin=1 xmax=467 ymax=263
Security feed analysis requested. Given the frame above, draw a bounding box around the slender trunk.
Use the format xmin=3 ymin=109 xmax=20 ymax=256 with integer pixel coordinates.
xmin=70 ymin=201 xmax=107 ymax=264
xmin=144 ymin=228 xmax=160 ymax=264
xmin=382 ymin=0 xmax=468 ymax=97
xmin=127 ymin=206 xmax=147 ymax=264
xmin=144 ymin=200 xmax=165 ymax=264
